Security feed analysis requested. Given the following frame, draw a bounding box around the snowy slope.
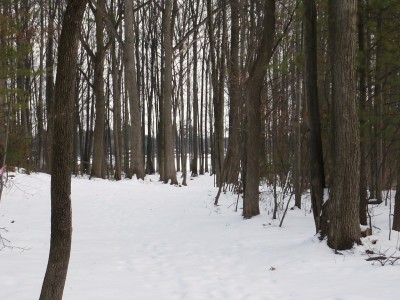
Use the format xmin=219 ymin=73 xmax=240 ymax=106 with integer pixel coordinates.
xmin=0 ymin=172 xmax=399 ymax=300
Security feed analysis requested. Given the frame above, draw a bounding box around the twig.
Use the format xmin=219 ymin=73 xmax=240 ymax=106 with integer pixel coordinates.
xmin=279 ymin=192 xmax=294 ymax=228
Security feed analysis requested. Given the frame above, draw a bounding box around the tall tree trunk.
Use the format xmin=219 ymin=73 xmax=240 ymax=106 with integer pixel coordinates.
xmin=374 ymin=11 xmax=383 ymax=204
xmin=91 ymin=0 xmax=106 ymax=179
xmin=124 ymin=0 xmax=145 ymax=179
xmin=161 ymin=0 xmax=178 ymax=184
xmin=39 ymin=0 xmax=87 ymax=298
xmin=191 ymin=29 xmax=199 ymax=177
xmin=293 ymin=26 xmax=302 ymax=209
xmin=222 ymin=0 xmax=241 ymax=186
xmin=124 ymin=87 xmax=131 ymax=176
xmin=45 ymin=0 xmax=56 ymax=172
xmin=37 ymin=1 xmax=45 ymax=170
xmin=358 ymin=0 xmax=368 ymax=225
xmin=205 ymin=56 xmax=210 ymax=174
xmin=323 ymin=0 xmax=361 ymax=250
xmin=199 ymin=48 xmax=205 ymax=175
xmin=243 ymin=0 xmax=275 ymax=219
xmin=206 ymin=0 xmax=224 ymax=185
xmin=304 ymin=0 xmax=325 ymax=232
xmin=112 ymin=41 xmax=122 ymax=181
xmin=179 ymin=49 xmax=187 ymax=185
xmin=146 ymin=37 xmax=157 ymax=174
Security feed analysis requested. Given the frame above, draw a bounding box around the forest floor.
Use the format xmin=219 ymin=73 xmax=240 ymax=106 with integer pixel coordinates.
xmin=0 ymin=171 xmax=399 ymax=299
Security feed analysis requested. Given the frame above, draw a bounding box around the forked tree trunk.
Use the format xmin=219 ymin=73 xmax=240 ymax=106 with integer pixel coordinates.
xmin=243 ymin=0 xmax=275 ymax=219
xmin=39 ymin=0 xmax=87 ymax=298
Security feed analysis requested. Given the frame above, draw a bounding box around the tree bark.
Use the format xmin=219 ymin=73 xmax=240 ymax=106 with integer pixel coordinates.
xmin=374 ymin=10 xmax=383 ymax=204
xmin=243 ymin=0 xmax=275 ymax=219
xmin=39 ymin=0 xmax=87 ymax=298
xmin=206 ymin=0 xmax=224 ymax=185
xmin=358 ymin=0 xmax=368 ymax=225
xmin=124 ymin=0 xmax=145 ymax=179
xmin=91 ymin=0 xmax=107 ymax=179
xmin=161 ymin=0 xmax=178 ymax=184
xmin=393 ymin=151 xmax=400 ymax=231
xmin=304 ymin=0 xmax=325 ymax=232
xmin=323 ymin=0 xmax=361 ymax=250
xmin=112 ymin=41 xmax=122 ymax=181
xmin=223 ymin=0 xmax=241 ymax=186
xmin=45 ymin=0 xmax=56 ymax=173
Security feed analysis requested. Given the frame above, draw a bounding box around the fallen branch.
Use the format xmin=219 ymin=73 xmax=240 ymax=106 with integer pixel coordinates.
xmin=365 ymin=256 xmax=387 ymax=261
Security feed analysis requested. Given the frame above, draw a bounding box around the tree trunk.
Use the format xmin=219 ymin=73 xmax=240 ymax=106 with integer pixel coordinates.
xmin=293 ymin=27 xmax=302 ymax=209
xmin=304 ymin=0 xmax=325 ymax=232
xmin=393 ymin=149 xmax=400 ymax=231
xmin=223 ymin=0 xmax=241 ymax=186
xmin=45 ymin=0 xmax=56 ymax=173
xmin=374 ymin=11 xmax=383 ymax=204
xmin=146 ymin=37 xmax=157 ymax=175
xmin=191 ymin=29 xmax=199 ymax=177
xmin=243 ymin=0 xmax=275 ymax=219
xmin=323 ymin=0 xmax=361 ymax=250
xmin=112 ymin=41 xmax=122 ymax=181
xmin=206 ymin=0 xmax=224 ymax=185
xmin=161 ymin=0 xmax=178 ymax=184
xmin=91 ymin=0 xmax=106 ymax=179
xmin=124 ymin=0 xmax=145 ymax=179
xmin=358 ymin=0 xmax=368 ymax=225
xmin=39 ymin=0 xmax=87 ymax=298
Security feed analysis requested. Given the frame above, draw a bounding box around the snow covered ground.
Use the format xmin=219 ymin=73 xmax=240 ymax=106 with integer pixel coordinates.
xmin=1 ymin=172 xmax=399 ymax=299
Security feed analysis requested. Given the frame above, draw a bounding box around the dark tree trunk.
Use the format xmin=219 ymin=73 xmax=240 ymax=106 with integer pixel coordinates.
xmin=112 ymin=42 xmax=122 ymax=181
xmin=200 ymin=48 xmax=205 ymax=175
xmin=293 ymin=27 xmax=302 ymax=209
xmin=393 ymin=153 xmax=400 ymax=231
xmin=205 ymin=57 xmax=209 ymax=174
xmin=323 ymin=0 xmax=361 ymax=250
xmin=304 ymin=0 xmax=326 ymax=232
xmin=206 ymin=0 xmax=224 ymax=185
xmin=243 ymin=0 xmax=275 ymax=219
xmin=91 ymin=0 xmax=106 ymax=179
xmin=358 ymin=0 xmax=368 ymax=225
xmin=223 ymin=0 xmax=241 ymax=186
xmin=191 ymin=30 xmax=199 ymax=177
xmin=125 ymin=0 xmax=145 ymax=180
xmin=45 ymin=0 xmax=56 ymax=173
xmin=161 ymin=0 xmax=178 ymax=184
xmin=39 ymin=0 xmax=87 ymax=298
xmin=374 ymin=11 xmax=383 ymax=204
xmin=146 ymin=37 xmax=157 ymax=175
